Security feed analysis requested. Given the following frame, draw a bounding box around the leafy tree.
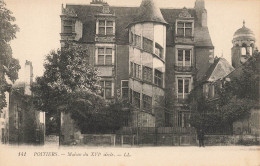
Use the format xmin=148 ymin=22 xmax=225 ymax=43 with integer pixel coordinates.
xmin=0 ymin=0 xmax=21 ymax=110
xmin=32 ymin=43 xmax=129 ymax=135
xmin=188 ymin=51 xmax=259 ymax=133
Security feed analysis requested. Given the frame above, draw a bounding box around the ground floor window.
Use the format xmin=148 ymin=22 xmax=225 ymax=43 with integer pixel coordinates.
xmin=100 ymin=80 xmax=112 ymax=99
xmin=177 ymin=111 xmax=190 ymax=128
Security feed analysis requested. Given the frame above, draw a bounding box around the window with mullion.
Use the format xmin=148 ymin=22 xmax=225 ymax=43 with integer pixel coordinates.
xmin=154 ymin=69 xmax=163 ymax=87
xmin=131 ymin=62 xmax=141 ymax=79
xmin=98 ymin=20 xmax=114 ymax=35
xmin=100 ymin=80 xmax=112 ymax=99
xmin=177 ymin=77 xmax=191 ymax=99
xmin=97 ymin=47 xmax=113 ymax=65
xmin=177 ymin=22 xmax=193 ymax=37
xmin=177 ymin=49 xmax=191 ymax=67
xmin=121 ymin=80 xmax=129 ymax=99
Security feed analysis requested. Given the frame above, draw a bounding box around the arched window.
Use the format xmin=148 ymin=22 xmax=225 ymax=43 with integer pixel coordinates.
xmin=241 ymin=47 xmax=246 ymax=55
xmin=241 ymin=43 xmax=247 ymax=55
xmin=249 ymin=47 xmax=253 ymax=55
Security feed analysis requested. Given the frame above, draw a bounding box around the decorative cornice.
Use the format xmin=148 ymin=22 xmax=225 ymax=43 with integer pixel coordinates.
xmin=178 ymin=7 xmax=192 ymax=18
xmin=62 ymin=7 xmax=77 ymax=17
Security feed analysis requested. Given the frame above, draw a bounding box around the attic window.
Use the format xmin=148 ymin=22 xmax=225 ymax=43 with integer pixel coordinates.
xmin=97 ymin=20 xmax=114 ymax=35
xmin=176 ymin=21 xmax=193 ymax=37
xmin=63 ymin=20 xmax=73 ymax=33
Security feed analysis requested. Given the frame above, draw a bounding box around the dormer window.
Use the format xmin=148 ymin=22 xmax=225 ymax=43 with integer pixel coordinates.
xmin=176 ymin=21 xmax=193 ymax=37
xmin=63 ymin=20 xmax=73 ymax=33
xmin=97 ymin=20 xmax=114 ymax=35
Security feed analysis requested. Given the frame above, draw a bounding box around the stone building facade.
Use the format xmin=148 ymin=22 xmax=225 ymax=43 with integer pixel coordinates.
xmin=60 ymin=0 xmax=215 ymax=140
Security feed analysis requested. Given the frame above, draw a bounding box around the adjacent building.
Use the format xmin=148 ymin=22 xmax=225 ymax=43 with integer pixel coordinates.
xmin=1 ymin=61 xmax=46 ymax=145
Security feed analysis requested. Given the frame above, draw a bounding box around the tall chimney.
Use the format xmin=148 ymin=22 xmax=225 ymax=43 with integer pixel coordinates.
xmin=24 ymin=60 xmax=33 ymax=95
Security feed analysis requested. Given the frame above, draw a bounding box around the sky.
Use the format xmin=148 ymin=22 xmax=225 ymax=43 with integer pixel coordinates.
xmin=5 ymin=0 xmax=260 ymax=82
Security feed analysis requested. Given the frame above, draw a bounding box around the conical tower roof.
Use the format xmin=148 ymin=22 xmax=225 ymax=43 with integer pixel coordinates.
xmin=133 ymin=0 xmax=167 ymax=25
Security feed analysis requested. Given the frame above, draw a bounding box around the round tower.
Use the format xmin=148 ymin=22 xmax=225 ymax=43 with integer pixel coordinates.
xmin=232 ymin=21 xmax=255 ymax=68
xmin=128 ymin=0 xmax=168 ymax=127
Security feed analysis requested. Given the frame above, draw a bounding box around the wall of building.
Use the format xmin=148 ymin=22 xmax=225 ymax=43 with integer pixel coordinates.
xmin=0 ymin=92 xmax=9 ymax=144
xmin=233 ymin=108 xmax=260 ymax=136
xmin=195 ymin=47 xmax=214 ymax=81
xmin=115 ymin=44 xmax=129 ymax=99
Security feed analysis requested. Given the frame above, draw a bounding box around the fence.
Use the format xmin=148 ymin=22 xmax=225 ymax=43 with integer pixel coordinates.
xmin=116 ymin=127 xmax=197 ymax=146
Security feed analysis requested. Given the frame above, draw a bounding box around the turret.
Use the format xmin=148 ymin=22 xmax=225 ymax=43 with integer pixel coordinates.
xmin=232 ymin=21 xmax=255 ymax=68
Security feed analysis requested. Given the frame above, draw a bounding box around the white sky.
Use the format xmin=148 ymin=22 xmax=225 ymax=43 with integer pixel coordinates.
xmin=5 ymin=0 xmax=260 ymax=81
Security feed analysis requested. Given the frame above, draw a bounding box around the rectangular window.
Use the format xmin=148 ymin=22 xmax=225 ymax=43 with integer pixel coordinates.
xmin=177 ymin=22 xmax=193 ymax=37
xmin=131 ymin=62 xmax=142 ymax=80
xmin=143 ymin=66 xmax=153 ymax=83
xmin=154 ymin=69 xmax=163 ymax=87
xmin=121 ymin=80 xmax=129 ymax=99
xmin=178 ymin=111 xmax=190 ymax=128
xmin=98 ymin=20 xmax=114 ymax=35
xmin=209 ymin=84 xmax=215 ymax=98
xmin=97 ymin=47 xmax=113 ymax=65
xmin=100 ymin=80 xmax=112 ymax=99
xmin=143 ymin=37 xmax=153 ymax=53
xmin=177 ymin=77 xmax=191 ymax=99
xmin=155 ymin=43 xmax=163 ymax=58
xmin=177 ymin=49 xmax=192 ymax=67
xmin=130 ymin=32 xmax=134 ymax=44
xmin=129 ymin=89 xmax=133 ymax=104
xmin=64 ymin=26 xmax=72 ymax=33
xmin=134 ymin=34 xmax=141 ymax=48
xmin=143 ymin=94 xmax=152 ymax=112
xmin=63 ymin=20 xmax=73 ymax=33
xmin=130 ymin=62 xmax=134 ymax=77
xmin=203 ymin=84 xmax=209 ymax=99
xmin=133 ymin=91 xmax=141 ymax=108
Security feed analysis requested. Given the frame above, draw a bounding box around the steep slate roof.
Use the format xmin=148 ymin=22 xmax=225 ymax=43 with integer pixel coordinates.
xmin=203 ymin=58 xmax=234 ymax=82
xmin=66 ymin=4 xmax=213 ymax=47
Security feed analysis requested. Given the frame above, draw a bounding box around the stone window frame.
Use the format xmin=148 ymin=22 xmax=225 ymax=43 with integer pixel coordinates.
xmin=175 ymin=20 xmax=194 ymax=37
xmin=63 ymin=19 xmax=74 ymax=33
xmin=176 ymin=75 xmax=193 ymax=100
xmin=95 ymin=44 xmax=115 ymax=66
xmin=97 ymin=47 xmax=112 ymax=65
xmin=96 ymin=19 xmax=115 ymax=36
xmin=175 ymin=45 xmax=194 ymax=67
xmin=130 ymin=62 xmax=142 ymax=80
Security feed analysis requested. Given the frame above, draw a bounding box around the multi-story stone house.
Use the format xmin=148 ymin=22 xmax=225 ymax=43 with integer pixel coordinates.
xmin=60 ymin=0 xmax=215 ymax=136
